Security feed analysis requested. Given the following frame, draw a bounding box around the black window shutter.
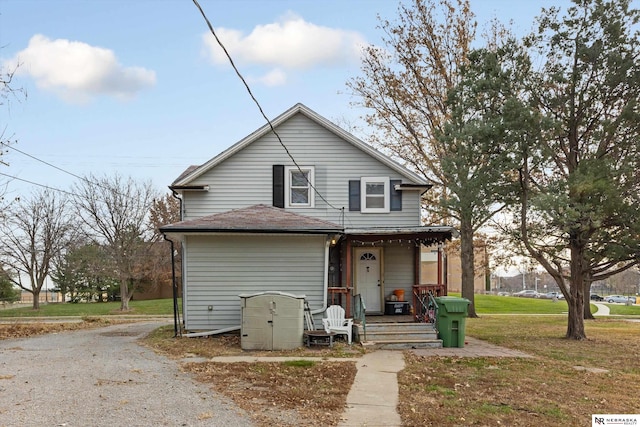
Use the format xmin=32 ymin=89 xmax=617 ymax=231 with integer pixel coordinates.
xmin=273 ymin=165 xmax=285 ymax=208
xmin=349 ymin=180 xmax=360 ymax=211
xmin=390 ymin=180 xmax=402 ymax=211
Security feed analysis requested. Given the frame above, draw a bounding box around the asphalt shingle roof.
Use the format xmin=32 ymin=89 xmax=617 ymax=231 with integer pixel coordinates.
xmin=160 ymin=204 xmax=343 ymax=234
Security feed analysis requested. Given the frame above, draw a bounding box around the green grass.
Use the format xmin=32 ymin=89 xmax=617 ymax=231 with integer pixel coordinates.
xmin=283 ymin=360 xmax=317 ymax=368
xmin=468 ymin=293 xmax=640 ymax=316
xmin=3 ymin=294 xmax=639 ymax=318
xmin=607 ymin=303 xmax=640 ymax=315
xmin=0 ymin=298 xmax=178 ymax=317
xmin=473 ymin=294 xmax=569 ymax=314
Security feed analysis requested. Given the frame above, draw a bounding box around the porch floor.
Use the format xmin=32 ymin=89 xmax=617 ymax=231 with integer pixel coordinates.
xmin=365 ymin=314 xmax=415 ymax=323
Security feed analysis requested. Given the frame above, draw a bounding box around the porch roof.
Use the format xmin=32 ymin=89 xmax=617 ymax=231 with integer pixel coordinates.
xmin=160 ymin=204 xmax=343 ymax=235
xmin=344 ymin=226 xmax=457 ymax=245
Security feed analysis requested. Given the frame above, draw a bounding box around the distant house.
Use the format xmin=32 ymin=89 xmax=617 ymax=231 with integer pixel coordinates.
xmin=161 ymin=104 xmax=455 ymax=332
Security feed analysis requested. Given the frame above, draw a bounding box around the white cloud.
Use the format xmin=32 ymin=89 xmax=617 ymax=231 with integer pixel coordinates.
xmin=6 ymin=34 xmax=156 ymax=104
xmin=202 ymin=12 xmax=367 ymax=84
xmin=248 ymin=68 xmax=287 ymax=87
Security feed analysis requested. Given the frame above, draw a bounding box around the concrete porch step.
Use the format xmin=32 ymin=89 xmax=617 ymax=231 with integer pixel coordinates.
xmin=356 ymin=321 xmax=441 ymax=349
xmin=361 ymin=339 xmax=444 ymax=350
xmin=364 ymin=322 xmax=436 ymax=333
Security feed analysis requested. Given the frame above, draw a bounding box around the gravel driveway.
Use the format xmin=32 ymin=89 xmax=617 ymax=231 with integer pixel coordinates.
xmin=0 ymin=321 xmax=254 ymax=427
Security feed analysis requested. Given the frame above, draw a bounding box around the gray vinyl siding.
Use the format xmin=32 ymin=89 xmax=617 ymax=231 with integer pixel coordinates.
xmin=383 ymin=244 xmax=416 ymax=299
xmin=182 ymin=114 xmax=422 ymax=227
xmin=183 ymin=234 xmax=326 ymax=331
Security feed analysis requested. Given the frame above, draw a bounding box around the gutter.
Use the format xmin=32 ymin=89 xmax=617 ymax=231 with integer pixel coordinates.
xmin=161 ymin=233 xmax=181 ymax=337
xmin=310 ymin=237 xmax=332 ymax=317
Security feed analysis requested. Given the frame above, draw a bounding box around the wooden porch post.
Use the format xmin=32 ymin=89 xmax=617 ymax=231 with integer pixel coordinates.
xmin=437 ymin=243 xmax=443 ymax=286
xmin=345 ymin=238 xmax=352 ymax=317
xmin=414 ymin=243 xmax=420 ymax=285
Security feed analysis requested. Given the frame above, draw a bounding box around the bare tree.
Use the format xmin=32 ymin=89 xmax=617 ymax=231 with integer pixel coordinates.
xmin=147 ymin=193 xmax=182 ymax=293
xmin=0 ymin=190 xmax=75 ymax=309
xmin=73 ymin=174 xmax=158 ymax=310
xmin=348 ymin=0 xmax=485 ymax=315
xmin=1 ymin=61 xmax=26 ymax=214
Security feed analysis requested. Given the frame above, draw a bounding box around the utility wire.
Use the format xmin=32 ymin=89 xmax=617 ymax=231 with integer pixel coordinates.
xmin=191 ymin=0 xmax=343 ymax=214
xmin=2 ymin=141 xmax=88 ymax=183
xmin=1 ymin=141 xmax=159 ymax=202
xmin=0 ymin=171 xmax=76 ymax=197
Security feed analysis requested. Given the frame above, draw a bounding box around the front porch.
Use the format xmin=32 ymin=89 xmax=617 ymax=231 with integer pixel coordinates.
xmin=326 ymin=285 xmax=446 ymax=348
xmin=322 ymin=227 xmax=453 ymax=347
xmin=328 ymin=283 xmax=447 ymax=322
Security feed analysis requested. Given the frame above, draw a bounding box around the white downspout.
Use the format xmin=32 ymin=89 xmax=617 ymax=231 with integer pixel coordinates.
xmin=311 ymin=237 xmax=331 ymax=316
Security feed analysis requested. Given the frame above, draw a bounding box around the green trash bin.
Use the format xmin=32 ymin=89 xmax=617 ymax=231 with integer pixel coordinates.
xmin=435 ymin=296 xmax=471 ymax=348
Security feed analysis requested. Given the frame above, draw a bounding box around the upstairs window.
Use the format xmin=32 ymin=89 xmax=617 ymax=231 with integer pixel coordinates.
xmin=285 ymin=166 xmax=315 ymax=208
xmin=361 ymin=177 xmax=389 ymax=213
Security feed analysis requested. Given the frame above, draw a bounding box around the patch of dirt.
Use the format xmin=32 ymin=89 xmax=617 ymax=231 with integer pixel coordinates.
xmin=143 ymin=326 xmax=362 ymax=427
xmin=0 ymin=318 xmax=133 ymax=340
xmin=185 ymin=361 xmax=357 ymax=427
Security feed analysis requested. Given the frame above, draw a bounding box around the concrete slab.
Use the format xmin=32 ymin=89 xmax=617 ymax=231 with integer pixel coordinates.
xmin=338 ymin=350 xmax=404 ymax=427
xmin=411 ymin=336 xmax=534 ymax=358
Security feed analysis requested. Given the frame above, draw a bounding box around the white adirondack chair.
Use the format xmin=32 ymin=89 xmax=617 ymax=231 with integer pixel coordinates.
xmin=322 ymin=305 xmax=353 ymax=344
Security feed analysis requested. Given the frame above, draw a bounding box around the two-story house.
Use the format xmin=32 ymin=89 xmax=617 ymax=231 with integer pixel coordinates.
xmin=161 ymin=103 xmax=454 ymax=334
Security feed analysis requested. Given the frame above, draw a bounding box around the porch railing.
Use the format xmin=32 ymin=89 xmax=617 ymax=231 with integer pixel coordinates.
xmin=413 ymin=284 xmax=446 ymax=323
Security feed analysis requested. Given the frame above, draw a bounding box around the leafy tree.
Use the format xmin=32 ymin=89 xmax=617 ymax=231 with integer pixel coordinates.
xmin=0 ymin=268 xmax=20 ymax=303
xmin=435 ymin=42 xmax=533 ymax=306
xmin=0 ymin=190 xmax=76 ymax=309
xmin=51 ymin=243 xmax=119 ymax=303
xmin=72 ymin=174 xmax=158 ymax=310
xmin=513 ymin=0 xmax=640 ymax=339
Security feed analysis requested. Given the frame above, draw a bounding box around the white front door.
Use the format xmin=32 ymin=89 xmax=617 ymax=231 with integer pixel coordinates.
xmin=355 ymin=248 xmax=382 ymax=313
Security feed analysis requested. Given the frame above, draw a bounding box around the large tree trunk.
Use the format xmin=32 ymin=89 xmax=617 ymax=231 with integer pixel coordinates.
xmin=567 ymin=243 xmax=586 ymax=339
xmin=32 ymin=290 xmax=40 ymax=310
xmin=119 ymin=278 xmax=130 ymax=311
xmin=583 ymin=278 xmax=594 ymax=320
xmin=459 ymin=219 xmax=477 ymax=317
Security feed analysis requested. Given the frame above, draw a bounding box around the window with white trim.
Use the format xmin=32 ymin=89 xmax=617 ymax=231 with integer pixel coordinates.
xmin=285 ymin=166 xmax=315 ymax=208
xmin=361 ymin=176 xmax=389 ymax=213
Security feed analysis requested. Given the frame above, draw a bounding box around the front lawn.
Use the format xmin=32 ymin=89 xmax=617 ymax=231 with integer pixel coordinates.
xmin=0 ymin=298 xmax=177 ymax=317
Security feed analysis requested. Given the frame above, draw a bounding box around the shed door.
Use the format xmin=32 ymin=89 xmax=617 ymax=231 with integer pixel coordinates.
xmin=355 ymin=248 xmax=382 ymax=313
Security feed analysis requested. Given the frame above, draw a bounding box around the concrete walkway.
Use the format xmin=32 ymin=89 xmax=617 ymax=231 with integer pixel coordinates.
xmin=338 ymin=351 xmax=405 ymax=427
xmin=203 ymin=337 xmax=533 ymax=427
xmin=593 ymin=303 xmax=610 ymax=316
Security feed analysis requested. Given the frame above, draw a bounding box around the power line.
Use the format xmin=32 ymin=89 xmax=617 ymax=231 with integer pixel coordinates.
xmin=1 ymin=141 xmax=162 ymax=201
xmin=191 ymin=0 xmax=343 ymax=214
xmin=0 ymin=171 xmax=76 ymax=197
xmin=3 ymin=141 xmax=88 ymax=184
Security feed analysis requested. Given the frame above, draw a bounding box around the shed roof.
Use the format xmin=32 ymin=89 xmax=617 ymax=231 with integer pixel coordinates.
xmin=160 ymin=204 xmax=343 ymax=235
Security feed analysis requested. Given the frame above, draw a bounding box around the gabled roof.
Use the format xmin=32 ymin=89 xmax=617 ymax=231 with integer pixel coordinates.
xmin=160 ymin=204 xmax=343 ymax=234
xmin=172 ymin=103 xmax=429 ymax=187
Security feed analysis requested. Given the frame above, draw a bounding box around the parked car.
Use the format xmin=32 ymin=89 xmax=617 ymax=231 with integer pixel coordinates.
xmin=513 ymin=290 xmax=540 ymax=298
xmin=605 ymin=295 xmax=635 ymax=304
xmin=542 ymin=292 xmax=564 ymax=300
xmin=590 ymin=294 xmax=604 ymax=301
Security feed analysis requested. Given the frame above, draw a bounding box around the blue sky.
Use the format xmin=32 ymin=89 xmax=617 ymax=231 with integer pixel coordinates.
xmin=1 ymin=0 xmax=576 ymax=198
